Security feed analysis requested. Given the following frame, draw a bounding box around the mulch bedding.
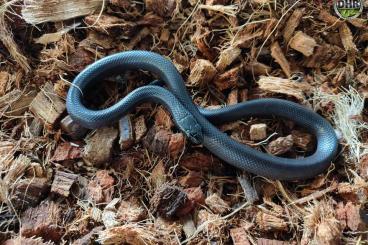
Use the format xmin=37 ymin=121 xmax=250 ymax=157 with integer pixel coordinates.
xmin=0 ymin=0 xmax=368 ymax=244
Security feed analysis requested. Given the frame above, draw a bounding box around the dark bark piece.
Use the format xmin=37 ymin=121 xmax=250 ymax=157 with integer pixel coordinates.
xmin=150 ymin=183 xmax=188 ymax=218
xmin=303 ymin=44 xmax=345 ymax=71
xmin=180 ymin=151 xmax=215 ymax=171
xmin=270 ymin=42 xmax=291 ymax=77
xmin=155 ymin=107 xmax=173 ymax=130
xmin=179 ymin=171 xmax=203 ymax=187
xmin=145 ymin=0 xmax=177 ymax=17
xmin=119 ymin=115 xmax=135 ymax=150
xmin=9 ymin=178 xmax=49 ymax=211
xmin=83 ymin=127 xmax=118 ymax=167
xmin=21 ymin=201 xmax=63 ymax=242
xmin=72 ymin=226 xmax=103 ymax=245
xmin=143 ymin=126 xmax=172 ymax=156
xmin=61 ymin=115 xmax=88 ymax=140
xmin=51 ymin=170 xmax=79 ymax=197
xmin=291 ymin=130 xmax=314 ymax=151
xmin=30 ymin=83 xmax=66 ymax=128
xmin=29 ymin=117 xmax=44 ymax=136
xmin=257 ymin=238 xmax=291 ymax=245
xmin=213 ymin=66 xmax=240 ymax=91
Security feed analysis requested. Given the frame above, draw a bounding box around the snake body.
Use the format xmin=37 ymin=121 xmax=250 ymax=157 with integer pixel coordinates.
xmin=66 ymin=51 xmax=338 ymax=180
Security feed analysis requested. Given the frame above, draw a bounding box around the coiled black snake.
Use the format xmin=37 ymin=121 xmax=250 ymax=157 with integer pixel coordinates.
xmin=66 ymin=50 xmax=338 ymax=180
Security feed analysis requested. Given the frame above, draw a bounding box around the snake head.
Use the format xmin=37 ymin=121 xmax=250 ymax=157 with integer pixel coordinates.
xmin=177 ymin=114 xmax=203 ymax=144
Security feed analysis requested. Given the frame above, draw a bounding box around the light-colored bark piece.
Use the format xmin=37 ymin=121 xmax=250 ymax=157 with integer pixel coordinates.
xmin=250 ymin=123 xmax=267 ymax=141
xmin=134 ymin=115 xmax=147 ymax=142
xmin=216 ymin=46 xmax=241 ymax=72
xmin=270 ymin=42 xmax=291 ymax=77
xmin=267 ymin=135 xmax=293 ymax=155
xmin=22 ymin=0 xmax=103 ymax=24
xmin=0 ymin=71 xmax=9 ymax=96
xmin=205 ymin=193 xmax=230 ymax=214
xmin=257 ymin=76 xmax=312 ymax=101
xmin=289 ymin=31 xmax=317 ymax=57
xmin=283 ymin=9 xmax=304 ymax=43
xmin=30 ymin=83 xmax=65 ymax=128
xmin=188 ymin=59 xmax=217 ymax=87
xmin=83 ymin=127 xmax=118 ymax=167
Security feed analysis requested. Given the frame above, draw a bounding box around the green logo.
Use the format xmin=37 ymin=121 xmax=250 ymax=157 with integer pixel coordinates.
xmin=334 ymin=0 xmax=363 ymax=19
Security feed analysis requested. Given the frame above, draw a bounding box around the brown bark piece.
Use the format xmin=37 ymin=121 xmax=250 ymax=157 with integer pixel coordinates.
xmin=267 ymin=135 xmax=293 ymax=155
xmin=304 ymin=44 xmax=345 ymax=70
xmin=83 ymin=127 xmax=118 ymax=167
xmin=51 ymin=170 xmax=79 ymax=197
xmin=188 ymin=59 xmax=217 ymax=87
xmin=359 ymin=155 xmax=368 ymax=179
xmin=206 ymin=0 xmax=229 ymax=4
xmin=184 ymin=187 xmax=205 ymax=205
xmin=134 ymin=115 xmax=147 ymax=142
xmin=0 ymin=71 xmax=9 ymax=96
xmin=227 ymin=89 xmax=238 ymax=105
xmin=30 ymin=83 xmax=66 ymax=128
xmin=168 ymin=133 xmax=185 ymax=159
xmin=110 ymin=0 xmax=130 ymax=8
xmin=256 ymin=211 xmax=288 ymax=231
xmin=150 ymin=160 xmax=166 ymax=188
xmin=119 ymin=115 xmax=135 ymax=150
xmin=72 ymin=226 xmax=103 ymax=245
xmin=339 ymin=23 xmax=357 ymax=63
xmin=150 ymin=183 xmax=188 ymax=218
xmin=318 ymin=9 xmax=342 ymax=27
xmin=21 ymin=201 xmax=63 ymax=242
xmin=292 ymin=130 xmax=314 ymax=151
xmin=230 ymin=227 xmax=251 ymax=245
xmin=180 ymin=151 xmax=214 ymax=171
xmin=117 ymin=198 xmax=146 ymax=222
xmin=216 ymin=46 xmax=241 ymax=72
xmin=283 ymin=9 xmax=304 ymax=43
xmin=257 ymin=238 xmax=290 ymax=245
xmin=155 ymin=107 xmax=173 ymax=130
xmin=345 ymin=202 xmax=364 ymax=231
xmin=205 ymin=193 xmax=230 ymax=214
xmin=270 ymin=42 xmax=291 ymax=77
xmin=250 ymin=123 xmax=267 ymax=141
xmin=0 ymin=89 xmax=36 ymax=117
xmin=9 ymin=178 xmax=49 ymax=211
xmin=87 ymin=170 xmax=115 ymax=204
xmin=213 ymin=66 xmax=240 ymax=91
xmin=179 ymin=171 xmax=203 ymax=187
xmin=244 ymin=61 xmax=271 ymax=76
xmin=84 ymin=14 xmax=135 ymax=34
xmin=3 ymin=237 xmax=54 ymax=245
xmin=145 ymin=0 xmax=177 ymax=17
xmin=51 ymin=142 xmax=82 ymax=162
xmin=61 ymin=115 xmax=88 ymax=140
xmin=289 ymin=31 xmax=317 ymax=57
xmin=69 ymin=47 xmax=95 ymax=73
